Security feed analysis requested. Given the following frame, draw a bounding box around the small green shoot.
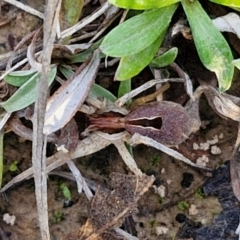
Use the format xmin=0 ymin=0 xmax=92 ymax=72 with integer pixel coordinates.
xmin=177 ymin=201 xmax=190 ymax=211
xmin=195 ymin=187 xmax=205 ymax=199
xmin=150 ymin=219 xmax=157 ymax=228
xmin=158 ymin=196 xmax=164 ymax=204
xmin=59 ymin=183 xmax=71 ymax=200
xmin=9 ymin=161 xmax=19 ymax=172
xmin=211 ymin=211 xmax=219 ymax=218
xmin=150 ymin=219 xmax=157 ymax=235
xmin=53 ymin=211 xmax=63 ymax=223
xmin=150 ymin=154 xmax=160 ymax=166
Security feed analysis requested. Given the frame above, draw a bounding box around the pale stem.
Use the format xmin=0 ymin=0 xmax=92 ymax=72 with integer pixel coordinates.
xmin=67 ymin=160 xmax=93 ymax=200
xmin=128 ymin=133 xmax=212 ymax=171
xmin=115 ymin=78 xmax=184 ymax=107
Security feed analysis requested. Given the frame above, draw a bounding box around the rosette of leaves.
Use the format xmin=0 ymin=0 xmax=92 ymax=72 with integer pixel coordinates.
xmin=100 ymin=0 xmax=240 ymax=92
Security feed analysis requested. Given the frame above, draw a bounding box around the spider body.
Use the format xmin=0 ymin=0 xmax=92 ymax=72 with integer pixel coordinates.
xmin=89 ymin=101 xmax=193 ymax=146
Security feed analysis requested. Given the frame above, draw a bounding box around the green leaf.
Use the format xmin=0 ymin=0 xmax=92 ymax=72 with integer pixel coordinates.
xmin=115 ymin=32 xmax=166 ymax=80
xmin=58 ymin=65 xmax=74 ymax=79
xmin=89 ymin=84 xmax=117 ymax=102
xmin=100 ymin=5 xmax=178 ymax=57
xmin=4 ymin=70 xmax=37 ymax=87
xmin=150 ymin=47 xmax=178 ymax=68
xmin=232 ymin=59 xmax=240 ymax=70
xmin=9 ymin=161 xmax=18 ymax=172
xmin=1 ymin=66 xmax=57 ymax=112
xmin=67 ymin=39 xmax=103 ymax=63
xmin=60 ymin=0 xmax=84 ymax=43
xmin=118 ymin=79 xmax=132 ymax=105
xmin=210 ymin=0 xmax=240 ymax=8
xmin=108 ymin=0 xmax=180 ymax=9
xmin=118 ymin=79 xmax=131 ymax=98
xmin=59 ymin=183 xmax=71 ymax=199
xmin=182 ymin=0 xmax=234 ymax=92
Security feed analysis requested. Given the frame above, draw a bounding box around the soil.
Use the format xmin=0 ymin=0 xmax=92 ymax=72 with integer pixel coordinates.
xmin=0 ymin=1 xmax=240 ymax=240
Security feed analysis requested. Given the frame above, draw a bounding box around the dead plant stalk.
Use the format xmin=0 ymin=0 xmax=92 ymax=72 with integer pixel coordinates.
xmin=32 ymin=0 xmax=61 ymax=239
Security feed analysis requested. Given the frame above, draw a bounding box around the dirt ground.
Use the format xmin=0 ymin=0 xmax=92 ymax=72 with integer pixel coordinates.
xmin=0 ymin=1 xmax=240 ymax=240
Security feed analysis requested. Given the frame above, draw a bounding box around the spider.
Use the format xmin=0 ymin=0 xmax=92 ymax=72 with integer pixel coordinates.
xmin=2 ymin=75 xmax=234 ymax=192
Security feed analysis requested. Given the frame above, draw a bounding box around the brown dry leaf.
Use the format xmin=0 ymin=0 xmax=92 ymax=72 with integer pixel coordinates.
xmin=0 ymin=81 xmax=9 ymax=100
xmin=44 ymin=51 xmax=100 ymax=135
xmin=197 ymin=85 xmax=240 ymax=121
xmin=64 ymin=173 xmax=155 ymax=240
xmin=56 ymin=118 xmax=79 ymax=152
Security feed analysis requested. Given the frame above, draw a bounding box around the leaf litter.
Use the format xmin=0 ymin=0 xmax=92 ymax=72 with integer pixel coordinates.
xmin=0 ymin=1 xmax=240 ymax=240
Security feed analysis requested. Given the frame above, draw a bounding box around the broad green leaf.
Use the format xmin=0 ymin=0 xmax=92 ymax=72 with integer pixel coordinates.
xmin=89 ymin=84 xmax=117 ymax=102
xmin=100 ymin=4 xmax=178 ymax=57
xmin=210 ymin=0 xmax=240 ymax=8
xmin=150 ymin=47 xmax=178 ymax=68
xmin=1 ymin=66 xmax=57 ymax=112
xmin=59 ymin=65 xmax=117 ymax=102
xmin=108 ymin=0 xmax=180 ymax=9
xmin=232 ymin=59 xmax=240 ymax=70
xmin=182 ymin=0 xmax=234 ymax=92
xmin=116 ymin=33 xmax=165 ymax=80
xmin=58 ymin=65 xmax=74 ymax=78
xmin=4 ymin=70 xmax=36 ymax=87
xmin=60 ymin=0 xmax=84 ymax=43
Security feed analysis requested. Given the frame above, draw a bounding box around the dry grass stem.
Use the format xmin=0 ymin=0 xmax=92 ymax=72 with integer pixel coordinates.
xmin=116 ymin=78 xmax=184 ymax=107
xmin=1 ymin=132 xmax=111 ymax=193
xmin=67 ymin=160 xmax=93 ymax=200
xmin=31 ymin=0 xmax=61 ymax=239
xmin=60 ymin=2 xmax=111 ymax=40
xmin=3 ymin=0 xmax=44 ymax=19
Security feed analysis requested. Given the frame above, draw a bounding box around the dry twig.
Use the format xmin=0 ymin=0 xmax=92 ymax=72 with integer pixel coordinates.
xmin=31 ymin=0 xmax=61 ymax=239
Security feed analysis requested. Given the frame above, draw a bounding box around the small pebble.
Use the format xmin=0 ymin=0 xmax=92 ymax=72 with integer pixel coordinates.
xmin=153 ymin=185 xmax=166 ymax=198
xmin=196 ymin=155 xmax=209 ymax=166
xmin=211 ymin=145 xmax=222 ymax=155
xmin=3 ymin=213 xmax=16 ymax=226
xmin=189 ymin=204 xmax=198 ymax=215
xmin=156 ymin=226 xmax=169 ymax=235
xmin=193 ymin=142 xmax=199 ymax=150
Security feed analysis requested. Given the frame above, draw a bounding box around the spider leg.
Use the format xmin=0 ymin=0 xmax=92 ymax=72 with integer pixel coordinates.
xmin=128 ymin=133 xmax=212 ymax=171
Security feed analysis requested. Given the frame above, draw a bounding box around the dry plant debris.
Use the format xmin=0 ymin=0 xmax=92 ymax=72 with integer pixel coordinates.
xmin=0 ymin=0 xmax=240 ymax=239
xmin=64 ymin=173 xmax=155 ymax=240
